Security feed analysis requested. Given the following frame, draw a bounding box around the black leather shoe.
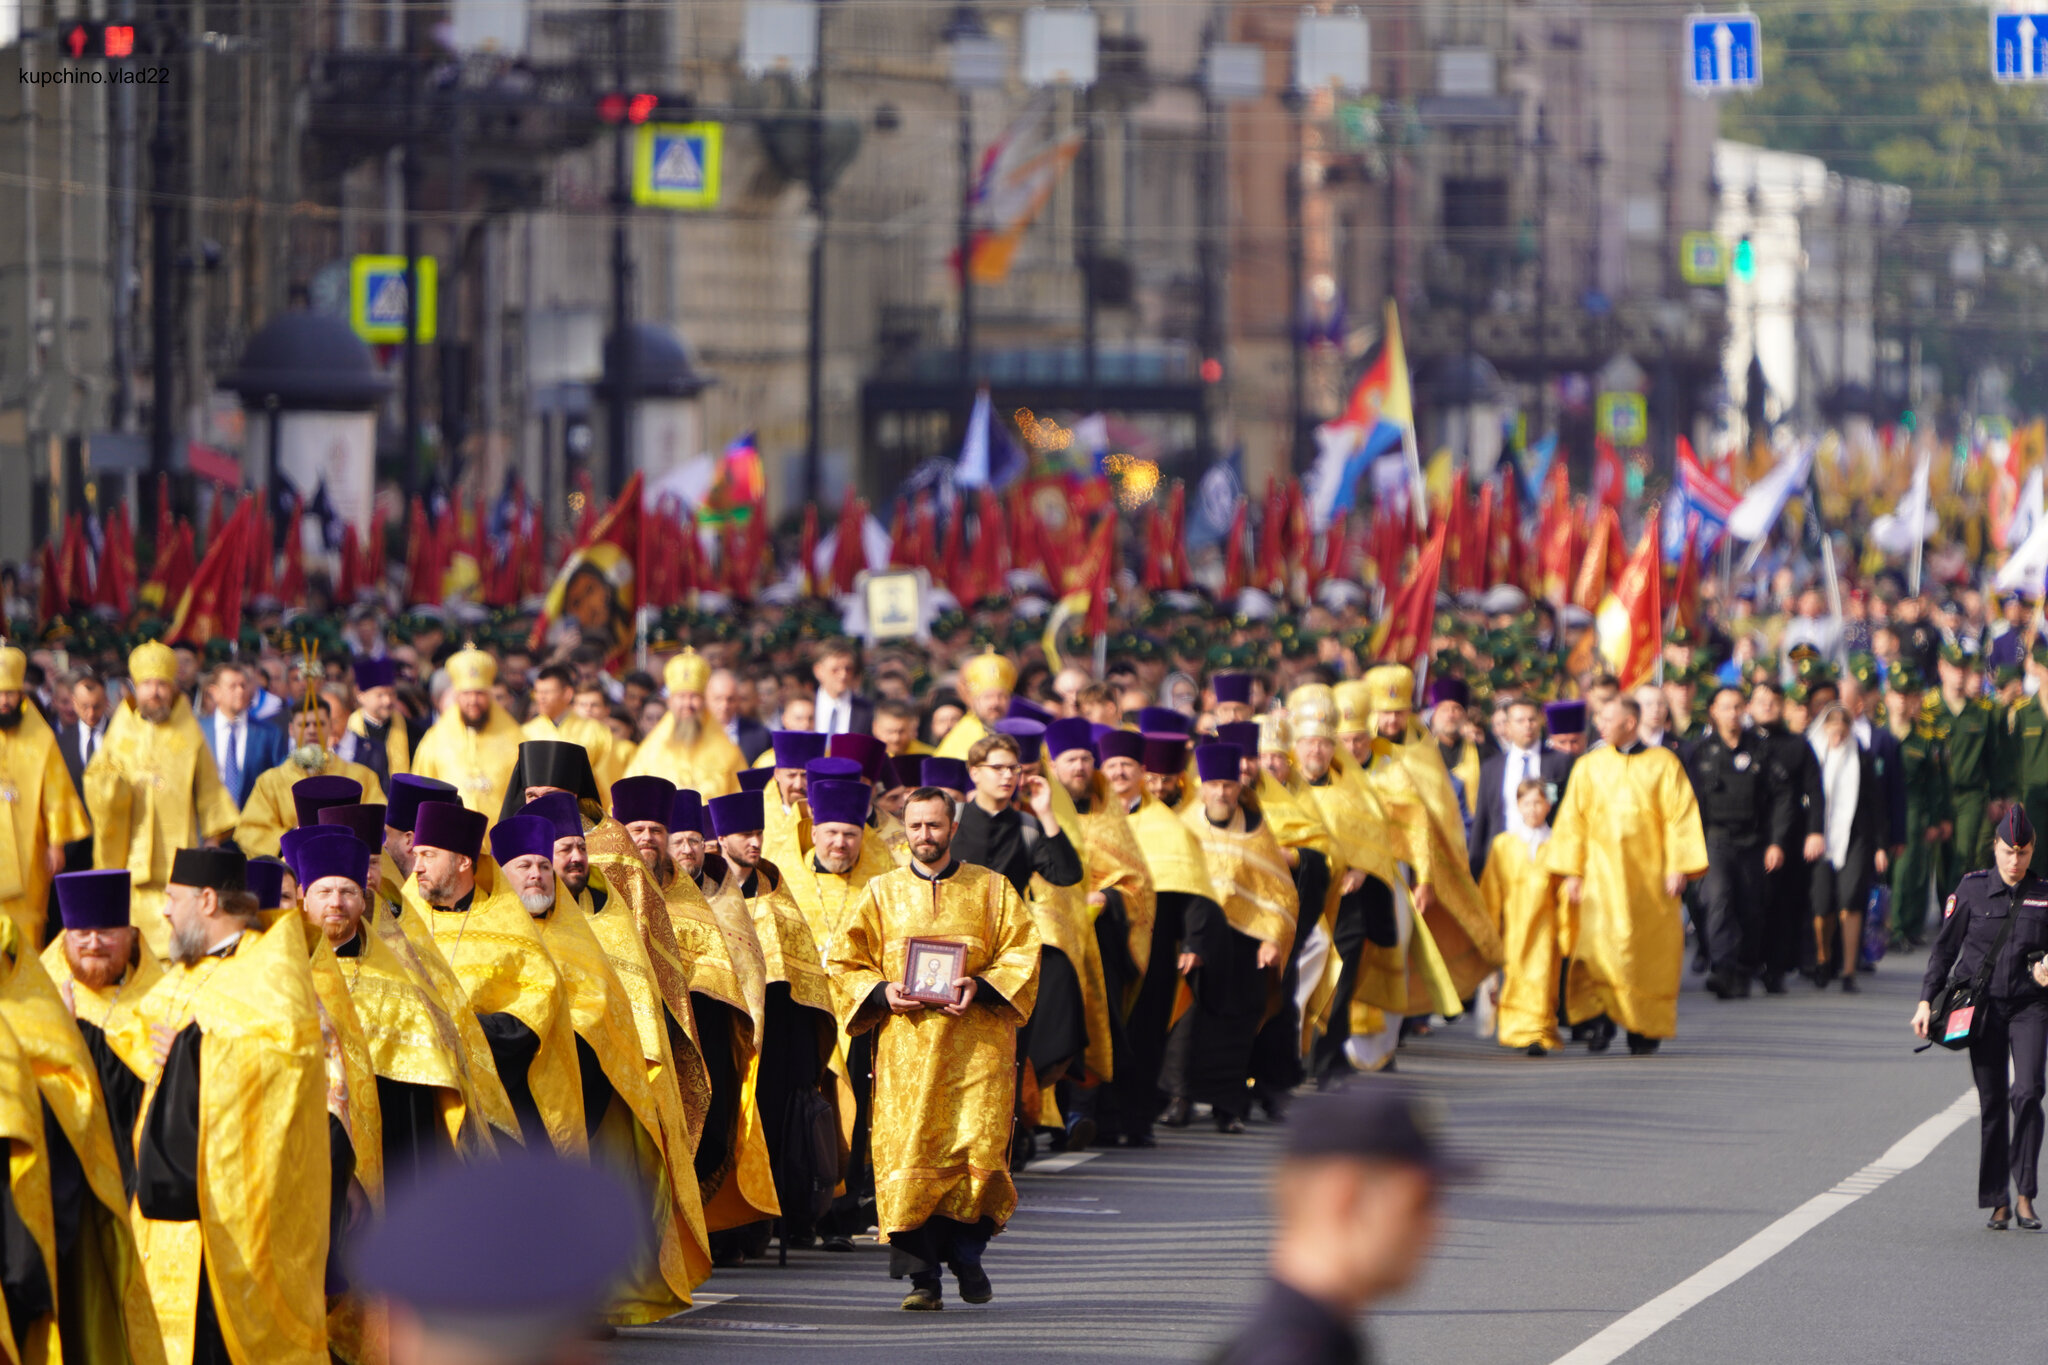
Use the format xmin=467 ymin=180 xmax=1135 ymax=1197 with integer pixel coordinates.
xmin=1587 ymin=1019 xmax=1616 ymax=1053
xmin=902 ymin=1283 xmax=944 ymax=1311
xmin=953 ymin=1264 xmax=993 ymax=1303
xmin=1064 ymin=1115 xmax=1096 ymax=1152
xmin=1840 ymin=975 xmax=1860 ymax=994
xmin=1215 ymin=1112 xmax=1246 ymax=1134
xmin=1989 ymin=1208 xmax=2012 ymax=1231
xmin=2020 ymin=1206 xmax=2043 ymax=1231
xmin=1626 ymin=1033 xmax=1660 ymax=1056
xmin=1525 ymin=1044 xmax=1549 ymax=1057
xmin=1161 ymin=1097 xmax=1193 ymax=1128
xmin=1760 ymin=971 xmax=1787 ymax=995
xmin=820 ymin=1235 xmax=856 ymax=1253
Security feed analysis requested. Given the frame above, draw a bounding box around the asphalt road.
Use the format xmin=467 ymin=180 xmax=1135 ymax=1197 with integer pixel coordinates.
xmin=614 ymin=946 xmax=2029 ymax=1364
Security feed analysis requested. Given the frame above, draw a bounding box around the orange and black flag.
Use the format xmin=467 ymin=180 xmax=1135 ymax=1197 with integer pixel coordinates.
xmin=1597 ymin=509 xmax=1663 ymax=690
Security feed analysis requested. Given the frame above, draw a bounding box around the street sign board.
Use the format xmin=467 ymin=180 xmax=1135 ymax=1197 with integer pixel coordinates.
xmin=349 ymin=255 xmax=436 ymax=344
xmin=1992 ymin=12 xmax=2048 ymax=82
xmin=633 ymin=122 xmax=723 ymax=209
xmin=1597 ymin=391 xmax=1649 ymax=447
xmin=1679 ymin=231 xmax=1728 ymax=285
xmin=1684 ymin=12 xmax=1760 ymax=93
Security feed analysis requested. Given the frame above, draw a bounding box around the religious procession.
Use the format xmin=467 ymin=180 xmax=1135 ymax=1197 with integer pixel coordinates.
xmin=5 ymin=395 xmax=2048 ymax=1364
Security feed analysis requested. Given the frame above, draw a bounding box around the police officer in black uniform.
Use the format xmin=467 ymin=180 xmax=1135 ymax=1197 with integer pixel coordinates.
xmin=1210 ymin=1084 xmax=1467 ymax=1365
xmin=1915 ymin=807 xmax=2048 ymax=1230
xmin=1687 ymin=685 xmax=1798 ymax=999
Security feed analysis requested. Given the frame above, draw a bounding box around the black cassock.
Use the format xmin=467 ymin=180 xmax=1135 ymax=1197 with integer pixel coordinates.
xmin=73 ymin=1018 xmax=143 ymax=1198
xmin=137 ymin=1021 xmax=355 ymax=1365
xmin=1107 ymin=886 xmax=1229 ymax=1140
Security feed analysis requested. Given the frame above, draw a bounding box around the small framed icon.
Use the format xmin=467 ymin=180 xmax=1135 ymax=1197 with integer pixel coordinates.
xmin=902 ymin=937 xmax=969 ymax=1005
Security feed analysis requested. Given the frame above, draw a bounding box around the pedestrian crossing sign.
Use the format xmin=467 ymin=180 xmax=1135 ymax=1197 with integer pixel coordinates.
xmin=349 ymin=255 xmax=437 ymax=344
xmin=634 ymin=122 xmax=723 ymax=210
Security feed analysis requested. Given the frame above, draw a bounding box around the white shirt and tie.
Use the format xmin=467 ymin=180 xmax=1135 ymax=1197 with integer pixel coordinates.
xmin=815 ymin=689 xmax=853 ymax=736
xmin=1501 ymin=745 xmax=1544 ymax=838
xmin=213 ymin=710 xmax=250 ymax=795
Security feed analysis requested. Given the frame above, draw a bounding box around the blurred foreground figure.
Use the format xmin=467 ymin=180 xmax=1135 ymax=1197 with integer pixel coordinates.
xmin=1211 ymin=1083 xmax=1466 ymax=1365
xmin=353 ymin=1151 xmax=646 ymax=1365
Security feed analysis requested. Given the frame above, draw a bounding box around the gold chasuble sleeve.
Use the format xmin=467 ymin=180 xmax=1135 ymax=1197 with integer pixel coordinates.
xmin=1076 ymin=774 xmax=1157 ymax=979
xmin=365 ymin=904 xmax=521 ymax=1146
xmin=0 ymin=1005 xmax=56 ymax=1363
xmin=0 ymin=708 xmax=90 ymax=945
xmin=1180 ymin=804 xmax=1299 ymax=958
xmin=931 ymin=714 xmax=987 ymax=762
xmin=536 ymin=889 xmax=710 ymax=1318
xmin=0 ymin=927 xmax=158 ymax=1365
xmin=1548 ymin=746 xmax=1708 ymax=1041
xmin=132 ymin=920 xmax=330 ymax=1365
xmin=829 ymin=864 xmax=1039 ymax=1237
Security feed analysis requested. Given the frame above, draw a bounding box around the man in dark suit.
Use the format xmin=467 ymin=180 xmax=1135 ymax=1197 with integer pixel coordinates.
xmin=1842 ymin=668 xmax=1907 ymax=854
xmin=1468 ymin=696 xmax=1576 ymax=878
xmin=58 ymin=668 xmax=112 ymax=872
xmin=811 ymin=637 xmax=874 ymax=737
xmin=707 ymin=667 xmax=772 ymax=763
xmin=201 ymin=662 xmax=289 ymax=808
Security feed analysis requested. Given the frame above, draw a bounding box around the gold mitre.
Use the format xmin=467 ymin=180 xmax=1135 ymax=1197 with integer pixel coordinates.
xmin=447 ymin=645 xmax=498 ymax=691
xmin=1365 ymin=664 xmax=1415 ymax=715
xmin=0 ymin=647 xmax=23 ymax=692
xmin=1287 ymin=683 xmax=1337 ymax=740
xmin=1256 ymin=710 xmax=1292 ymax=754
xmin=665 ymin=648 xmax=710 ymax=696
xmin=129 ymin=640 xmax=178 ymax=684
xmin=960 ymin=652 xmax=1017 ymax=697
xmin=1332 ymin=679 xmax=1372 ymax=736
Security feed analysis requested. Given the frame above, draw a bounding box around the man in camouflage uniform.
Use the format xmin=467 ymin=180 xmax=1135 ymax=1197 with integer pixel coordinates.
xmin=2007 ymin=641 xmax=2048 ymax=879
xmin=1887 ymin=666 xmax=1953 ymax=947
xmin=1929 ymin=639 xmax=2012 ymax=893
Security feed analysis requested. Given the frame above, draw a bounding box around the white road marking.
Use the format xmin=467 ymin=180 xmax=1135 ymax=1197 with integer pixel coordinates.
xmin=1548 ymin=1089 xmax=1976 ymax=1365
xmin=1023 ymin=1151 xmax=1101 ymax=1174
xmin=672 ymin=1292 xmax=736 ymax=1315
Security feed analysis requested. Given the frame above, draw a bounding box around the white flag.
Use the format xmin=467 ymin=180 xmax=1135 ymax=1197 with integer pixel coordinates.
xmin=1869 ymin=451 xmax=1933 ymax=558
xmin=1998 ymin=485 xmax=2048 ymax=593
xmin=1726 ymin=439 xmax=1816 ymax=545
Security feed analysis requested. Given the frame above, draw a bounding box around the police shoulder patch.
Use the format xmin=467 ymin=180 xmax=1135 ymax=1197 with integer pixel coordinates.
xmin=1945 ymin=894 xmax=1958 ymax=920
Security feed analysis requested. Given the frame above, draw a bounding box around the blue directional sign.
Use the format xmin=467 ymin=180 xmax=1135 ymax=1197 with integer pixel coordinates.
xmin=1684 ymin=12 xmax=1761 ymax=93
xmin=633 ymin=122 xmax=723 ymax=210
xmin=1993 ymin=12 xmax=2048 ymax=83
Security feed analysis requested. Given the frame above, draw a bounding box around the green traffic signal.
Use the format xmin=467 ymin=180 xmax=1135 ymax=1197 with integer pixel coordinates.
xmin=1733 ymin=236 xmax=1755 ymax=281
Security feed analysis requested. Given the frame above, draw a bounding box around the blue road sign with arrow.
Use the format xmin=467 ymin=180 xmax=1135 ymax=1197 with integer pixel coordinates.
xmin=1993 ymin=12 xmax=2048 ymax=82
xmin=1684 ymin=12 xmax=1761 ymax=93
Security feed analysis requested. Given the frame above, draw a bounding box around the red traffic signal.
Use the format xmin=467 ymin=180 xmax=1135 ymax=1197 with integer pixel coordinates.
xmin=598 ymin=92 xmax=660 ymax=125
xmin=57 ymin=20 xmax=138 ymax=59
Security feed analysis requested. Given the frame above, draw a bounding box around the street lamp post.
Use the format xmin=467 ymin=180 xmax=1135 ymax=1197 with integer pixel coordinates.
xmin=608 ymin=2 xmax=634 ymax=497
xmin=947 ymin=12 xmax=1008 ymax=407
xmin=743 ymin=0 xmax=824 ymax=504
xmin=1289 ymin=10 xmax=1370 ymax=473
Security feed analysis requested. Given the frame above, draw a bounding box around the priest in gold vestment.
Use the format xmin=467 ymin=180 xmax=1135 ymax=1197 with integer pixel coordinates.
xmin=401 ymin=802 xmax=586 ymax=1154
xmin=0 ymin=988 xmax=56 ymax=1358
xmin=44 ymin=871 xmax=161 ymax=1199
xmin=931 ymin=653 xmax=1017 ymax=761
xmin=491 ymin=814 xmax=710 ymax=1319
xmin=84 ymin=642 xmax=240 ymax=961
xmin=9 ymin=873 xmax=161 ymax=1365
xmin=831 ymin=788 xmax=1040 ymax=1311
xmin=1164 ymin=743 xmax=1297 ymax=1134
xmin=1549 ymin=698 xmax=1707 ymax=1052
xmin=622 ymin=651 xmax=744 ymax=798
xmin=522 ymin=664 xmax=629 ymax=799
xmin=230 ymin=709 xmax=383 ymax=859
xmin=132 ymin=846 xmax=331 ymax=1365
xmin=408 ymin=647 xmax=524 ymax=828
xmin=0 ymin=647 xmax=90 ymax=947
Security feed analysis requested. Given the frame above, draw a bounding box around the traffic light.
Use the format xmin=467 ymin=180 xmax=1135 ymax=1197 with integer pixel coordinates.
xmin=597 ymin=92 xmax=660 ymax=125
xmin=57 ymin=20 xmax=138 ymax=59
xmin=1732 ymin=235 xmax=1755 ymax=281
